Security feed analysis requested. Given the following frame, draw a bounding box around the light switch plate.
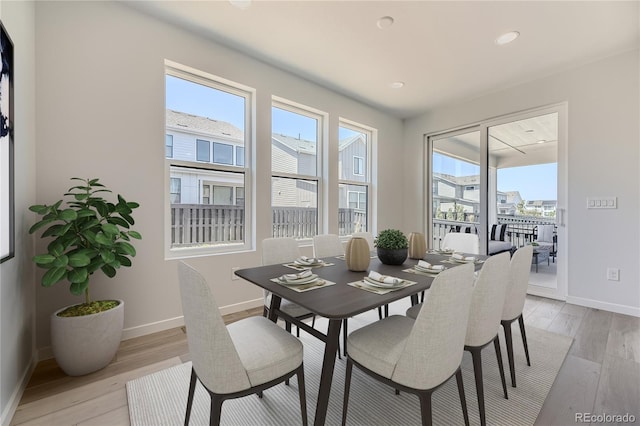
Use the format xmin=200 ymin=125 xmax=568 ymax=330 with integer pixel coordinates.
xmin=587 ymin=197 xmax=617 ymax=209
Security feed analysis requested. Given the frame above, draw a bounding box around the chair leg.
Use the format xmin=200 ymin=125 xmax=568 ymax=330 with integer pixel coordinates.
xmin=384 ymin=304 xmax=389 ymax=318
xmin=378 ymin=306 xmax=383 ymax=320
xmin=502 ymin=319 xmax=517 ymax=387
xmin=418 ymin=392 xmax=433 ymax=426
xmin=469 ymin=348 xmax=486 ymax=426
xmin=297 ymin=364 xmax=308 ymax=426
xmin=285 ymin=321 xmax=292 ymax=333
xmin=518 ymin=314 xmax=531 ymax=366
xmin=311 ymin=315 xmax=316 ymax=329
xmin=184 ymin=368 xmax=197 ymax=426
xmin=209 ymin=394 xmax=223 ymax=426
xmin=456 ymin=368 xmax=470 ymax=426
xmin=493 ymin=335 xmax=508 ymax=399
xmin=262 ymin=305 xmax=268 ymax=317
xmin=341 ymin=359 xmax=353 ymax=426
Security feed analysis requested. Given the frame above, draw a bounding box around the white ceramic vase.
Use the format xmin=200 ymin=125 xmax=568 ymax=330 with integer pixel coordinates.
xmin=50 ymin=299 xmax=124 ymax=376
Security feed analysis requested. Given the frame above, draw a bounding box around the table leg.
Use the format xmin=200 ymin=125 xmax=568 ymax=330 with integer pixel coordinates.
xmin=267 ymin=294 xmax=281 ymax=323
xmin=313 ymin=318 xmax=342 ymax=426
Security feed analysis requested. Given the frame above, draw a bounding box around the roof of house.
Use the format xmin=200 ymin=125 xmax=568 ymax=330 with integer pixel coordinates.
xmin=166 ymin=109 xmax=244 ymax=140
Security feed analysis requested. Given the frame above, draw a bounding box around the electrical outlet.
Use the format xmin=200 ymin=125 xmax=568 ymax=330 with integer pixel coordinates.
xmin=606 ymin=268 xmax=620 ymax=281
xmin=231 ymin=267 xmax=240 ymax=281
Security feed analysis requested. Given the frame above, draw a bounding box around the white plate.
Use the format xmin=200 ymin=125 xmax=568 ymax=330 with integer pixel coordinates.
xmin=414 ymin=266 xmax=444 ymax=274
xmin=277 ymin=274 xmax=319 ymax=285
xmin=294 ymin=260 xmax=324 ymax=267
xmin=450 ymin=257 xmax=476 ymax=264
xmin=363 ymin=277 xmax=404 ymax=288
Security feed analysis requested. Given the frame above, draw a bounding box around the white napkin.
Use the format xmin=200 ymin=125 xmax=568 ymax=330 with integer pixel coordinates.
xmin=451 ymin=253 xmax=476 ymax=261
xmin=281 ymin=269 xmax=313 ymax=281
xmin=367 ymin=271 xmax=402 ymax=284
xmin=417 ymin=260 xmax=445 ymax=270
xmin=295 ymin=256 xmax=322 ymax=265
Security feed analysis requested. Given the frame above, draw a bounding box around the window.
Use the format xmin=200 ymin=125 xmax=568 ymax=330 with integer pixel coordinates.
xmin=271 ymin=99 xmax=323 ymax=239
xmin=353 ymin=156 xmax=364 ymax=176
xmin=166 ymin=135 xmax=173 ymax=158
xmin=196 ymin=139 xmax=210 ymax=162
xmin=213 ymin=142 xmax=233 ymax=165
xmin=170 ymin=178 xmax=181 ymax=203
xmin=165 ymin=63 xmax=253 ymax=256
xmin=236 ymin=146 xmax=245 ymax=167
xmin=339 ymin=121 xmax=372 ymax=236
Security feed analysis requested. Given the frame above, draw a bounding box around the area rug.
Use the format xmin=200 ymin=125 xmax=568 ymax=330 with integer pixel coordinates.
xmin=127 ymin=317 xmax=572 ymax=426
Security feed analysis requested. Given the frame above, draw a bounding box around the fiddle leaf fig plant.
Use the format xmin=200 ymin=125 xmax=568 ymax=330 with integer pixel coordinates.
xmin=374 ymin=229 xmax=408 ymax=250
xmin=29 ymin=178 xmax=142 ymax=307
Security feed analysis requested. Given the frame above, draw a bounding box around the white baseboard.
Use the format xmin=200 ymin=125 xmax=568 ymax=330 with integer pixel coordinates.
xmin=527 ymin=285 xmax=566 ymax=301
xmin=566 ymin=295 xmax=640 ymax=317
xmin=37 ymin=298 xmax=265 ymax=361
xmin=1 ymin=354 xmax=37 ymax=426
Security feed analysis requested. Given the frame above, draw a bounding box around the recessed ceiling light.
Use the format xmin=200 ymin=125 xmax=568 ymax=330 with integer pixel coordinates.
xmin=495 ymin=31 xmax=520 ymax=45
xmin=525 ymin=129 xmax=534 ymax=133
xmin=537 ymin=139 xmax=546 ymax=144
xmin=229 ymin=0 xmax=251 ymax=10
xmin=377 ymin=16 xmax=394 ymax=30
xmin=390 ymin=81 xmax=404 ymax=89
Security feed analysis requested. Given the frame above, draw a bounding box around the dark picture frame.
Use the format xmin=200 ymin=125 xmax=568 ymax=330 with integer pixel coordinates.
xmin=0 ymin=20 xmax=14 ymax=263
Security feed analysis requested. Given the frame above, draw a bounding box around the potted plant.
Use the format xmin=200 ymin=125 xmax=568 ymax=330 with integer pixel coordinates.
xmin=374 ymin=229 xmax=408 ymax=265
xmin=29 ymin=178 xmax=141 ymax=376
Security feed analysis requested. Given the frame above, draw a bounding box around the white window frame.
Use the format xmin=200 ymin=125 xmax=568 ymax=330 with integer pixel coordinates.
xmin=353 ymin=156 xmax=364 ymax=176
xmin=165 ymin=61 xmax=254 ymax=258
xmin=338 ymin=119 xmax=374 ymax=237
xmin=271 ymin=97 xmax=325 ymax=241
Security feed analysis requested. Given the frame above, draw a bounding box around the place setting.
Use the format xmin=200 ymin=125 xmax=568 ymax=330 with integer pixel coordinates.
xmin=270 ymin=269 xmax=336 ymax=292
xmin=444 ymin=252 xmax=484 ymax=264
xmin=283 ymin=255 xmax=334 ymax=271
xmin=404 ymin=260 xmax=447 ymax=276
xmin=427 ymin=247 xmax=456 ymax=255
xmin=348 ymin=271 xmax=417 ymax=295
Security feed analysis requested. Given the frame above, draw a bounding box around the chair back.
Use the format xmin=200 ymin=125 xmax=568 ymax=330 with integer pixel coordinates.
xmin=536 ymin=224 xmax=555 ymax=243
xmin=442 ymin=232 xmax=480 ymax=254
xmin=502 ymin=245 xmax=534 ymax=321
xmin=313 ymin=234 xmax=344 ymax=258
xmin=392 ymin=263 xmax=475 ymax=390
xmin=262 ymin=237 xmax=301 ymax=266
xmin=177 ymin=262 xmax=250 ymax=394
xmin=352 ymin=231 xmax=375 ymax=248
xmin=465 ymin=252 xmax=511 ymax=347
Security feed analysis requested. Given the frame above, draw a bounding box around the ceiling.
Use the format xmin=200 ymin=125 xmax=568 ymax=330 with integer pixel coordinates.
xmin=124 ymin=1 xmax=639 ymax=119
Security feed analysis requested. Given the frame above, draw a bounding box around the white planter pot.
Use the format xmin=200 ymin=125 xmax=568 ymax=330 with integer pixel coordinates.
xmin=51 ymin=299 xmax=124 ymax=376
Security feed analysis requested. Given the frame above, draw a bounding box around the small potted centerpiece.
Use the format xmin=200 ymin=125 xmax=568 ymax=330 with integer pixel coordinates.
xmin=29 ymin=178 xmax=141 ymax=376
xmin=375 ymin=229 xmax=408 ymax=265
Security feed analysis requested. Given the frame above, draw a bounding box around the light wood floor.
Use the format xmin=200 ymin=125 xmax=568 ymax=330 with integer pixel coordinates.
xmin=10 ymin=297 xmax=640 ymax=425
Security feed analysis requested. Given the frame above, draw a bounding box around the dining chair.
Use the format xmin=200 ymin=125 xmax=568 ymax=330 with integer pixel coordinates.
xmin=407 ymin=252 xmax=511 ymax=426
xmin=262 ymin=237 xmax=316 ymax=336
xmin=312 ymin=234 xmax=344 ymax=258
xmin=342 ymin=263 xmax=475 ymax=426
xmin=177 ymin=262 xmax=308 ymax=426
xmin=441 ymin=232 xmax=480 ymax=254
xmin=501 ymin=244 xmax=534 ymax=387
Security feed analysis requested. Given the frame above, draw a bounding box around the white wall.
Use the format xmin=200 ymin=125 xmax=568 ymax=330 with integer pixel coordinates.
xmin=0 ymin=1 xmax=36 ymax=424
xmin=33 ymin=1 xmax=403 ymax=351
xmin=404 ymin=50 xmax=640 ymax=316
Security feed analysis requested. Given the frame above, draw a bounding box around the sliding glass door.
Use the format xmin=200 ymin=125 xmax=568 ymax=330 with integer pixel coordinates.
xmin=426 ymin=104 xmax=567 ymax=300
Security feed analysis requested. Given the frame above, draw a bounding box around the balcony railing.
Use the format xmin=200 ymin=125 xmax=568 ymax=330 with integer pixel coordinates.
xmin=170 ymin=204 xmax=366 ymax=247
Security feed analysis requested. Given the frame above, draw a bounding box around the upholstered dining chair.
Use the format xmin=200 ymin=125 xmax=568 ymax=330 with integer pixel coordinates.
xmin=262 ymin=237 xmax=316 ymax=336
xmin=342 ymin=263 xmax=475 ymax=426
xmin=312 ymin=234 xmax=344 ymax=258
xmin=407 ymin=252 xmax=511 ymax=426
xmin=501 ymin=244 xmax=534 ymax=387
xmin=441 ymin=232 xmax=480 ymax=254
xmin=177 ymin=262 xmax=308 ymax=426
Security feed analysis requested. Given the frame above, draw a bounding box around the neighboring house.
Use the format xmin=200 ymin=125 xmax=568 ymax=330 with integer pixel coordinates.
xmin=525 ymin=199 xmax=557 ymax=217
xmin=497 ymin=191 xmax=523 ymax=215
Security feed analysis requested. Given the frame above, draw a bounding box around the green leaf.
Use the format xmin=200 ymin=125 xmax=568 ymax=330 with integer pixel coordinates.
xmin=101 ymin=223 xmax=120 ymax=236
xmin=74 ymin=193 xmax=89 ymax=201
xmin=70 ymin=279 xmax=89 ymax=296
xmin=116 ymin=255 xmax=132 ymax=267
xmin=127 ymin=202 xmax=140 ymax=209
xmin=55 ymin=222 xmax=74 ymax=237
xmin=48 ymin=242 xmax=65 ymax=257
xmin=68 ymin=253 xmax=91 ymax=267
xmin=87 ymin=258 xmax=104 ymax=274
xmin=94 ymin=201 xmax=109 ymax=218
xmin=101 ymin=264 xmax=116 ymax=278
xmin=29 ymin=218 xmax=56 ymax=234
xmin=95 ymin=232 xmax=113 ymax=246
xmin=79 ymin=218 xmax=100 ymax=232
xmin=88 ymin=178 xmax=100 ymax=185
xmin=120 ymin=212 xmax=135 ymax=225
xmin=58 ymin=209 xmax=78 ymax=221
xmin=33 ymin=254 xmax=55 ymax=265
xmin=42 ymin=267 xmax=67 ymax=287
xmin=68 ymin=267 xmax=88 ymax=284
xmin=29 ymin=204 xmax=50 ymax=214
xmin=76 ymin=209 xmax=96 ymax=218
xmin=51 ymin=255 xmax=69 ymax=268
xmin=107 ymin=217 xmax=129 ymax=228
xmin=127 ymin=230 xmax=142 ymax=240
xmin=100 ymin=250 xmax=115 ymax=264
xmin=41 ymin=224 xmax=64 ymax=238
xmin=115 ymin=241 xmax=136 ymax=256
xmin=108 ymin=259 xmax=121 ymax=269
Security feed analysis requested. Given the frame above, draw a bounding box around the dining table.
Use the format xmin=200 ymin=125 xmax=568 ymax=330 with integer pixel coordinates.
xmin=235 ymin=251 xmax=487 ymax=426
